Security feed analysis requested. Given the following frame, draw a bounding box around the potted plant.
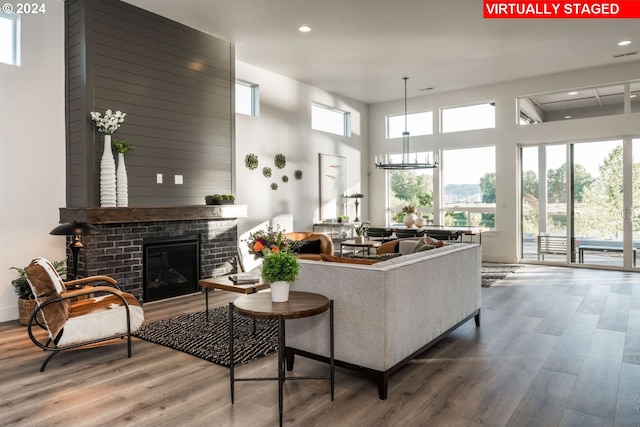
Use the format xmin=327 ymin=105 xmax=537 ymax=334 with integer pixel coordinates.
xmin=355 ymin=224 xmax=367 ymax=244
xmin=205 ymin=194 xmax=235 ymax=205
xmin=402 ymin=205 xmax=417 ymax=228
xmin=261 ymin=250 xmax=300 ymax=302
xmin=10 ymin=260 xmax=66 ymax=326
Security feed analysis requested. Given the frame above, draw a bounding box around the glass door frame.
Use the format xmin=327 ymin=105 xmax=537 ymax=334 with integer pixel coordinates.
xmin=519 ymin=136 xmax=640 ymax=271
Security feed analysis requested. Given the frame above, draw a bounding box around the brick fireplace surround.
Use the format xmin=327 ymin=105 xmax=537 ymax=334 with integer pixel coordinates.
xmin=58 ymin=207 xmax=240 ymax=302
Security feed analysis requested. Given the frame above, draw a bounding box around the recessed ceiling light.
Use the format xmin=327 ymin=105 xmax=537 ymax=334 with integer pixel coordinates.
xmin=632 ymin=94 xmax=637 ymax=98
xmin=568 ymin=91 xmax=578 ymax=95
xmin=298 ymin=26 xmax=311 ymax=32
xmin=619 ymin=40 xmax=632 ymax=46
xmin=564 ymin=115 xmax=572 ymax=119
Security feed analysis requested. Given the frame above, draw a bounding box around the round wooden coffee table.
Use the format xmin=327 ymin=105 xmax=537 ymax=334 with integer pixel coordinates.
xmin=230 ymin=291 xmax=334 ymax=427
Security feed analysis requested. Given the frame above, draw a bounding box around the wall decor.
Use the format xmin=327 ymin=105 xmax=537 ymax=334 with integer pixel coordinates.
xmin=294 ymin=170 xmax=303 ymax=180
xmin=319 ymin=153 xmax=347 ymax=220
xmin=245 ymin=153 xmax=259 ymax=170
xmin=274 ymin=154 xmax=286 ymax=169
xmin=271 ymin=183 xmax=278 ymax=190
xmin=262 ymin=167 xmax=272 ymax=178
xmin=282 ymin=175 xmax=289 ymax=183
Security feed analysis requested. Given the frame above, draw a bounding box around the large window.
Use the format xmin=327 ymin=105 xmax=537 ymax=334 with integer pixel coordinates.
xmin=441 ymin=102 xmax=495 ymax=133
xmin=0 ymin=12 xmax=19 ymax=66
xmin=235 ymin=81 xmax=259 ymax=116
xmin=387 ymin=152 xmax=435 ymax=225
xmin=442 ymin=146 xmax=496 ymax=228
xmin=311 ymin=103 xmax=351 ymax=136
xmin=386 ymin=111 xmax=433 ymax=139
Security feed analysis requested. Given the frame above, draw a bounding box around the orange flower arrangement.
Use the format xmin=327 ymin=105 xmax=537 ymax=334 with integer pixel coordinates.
xmin=246 ymin=225 xmax=288 ymax=258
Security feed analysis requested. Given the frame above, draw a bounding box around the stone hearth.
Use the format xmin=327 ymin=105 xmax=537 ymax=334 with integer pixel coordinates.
xmin=58 ymin=207 xmax=245 ymax=302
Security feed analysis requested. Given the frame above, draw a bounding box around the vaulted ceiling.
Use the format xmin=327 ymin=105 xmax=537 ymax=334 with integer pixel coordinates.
xmin=125 ymin=0 xmax=640 ymax=104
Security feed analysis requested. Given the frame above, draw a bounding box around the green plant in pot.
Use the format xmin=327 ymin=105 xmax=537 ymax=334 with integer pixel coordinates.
xmin=261 ymin=250 xmax=300 ymax=302
xmin=10 ymin=260 xmax=66 ymax=326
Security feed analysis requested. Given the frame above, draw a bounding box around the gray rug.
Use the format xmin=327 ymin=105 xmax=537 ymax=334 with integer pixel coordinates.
xmin=482 ymin=263 xmax=524 ymax=287
xmin=134 ymin=307 xmax=277 ymax=367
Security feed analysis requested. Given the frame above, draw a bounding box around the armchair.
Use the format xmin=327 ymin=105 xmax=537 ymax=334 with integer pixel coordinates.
xmin=24 ymin=257 xmax=144 ymax=371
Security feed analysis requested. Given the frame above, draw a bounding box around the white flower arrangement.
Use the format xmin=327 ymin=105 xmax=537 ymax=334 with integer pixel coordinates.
xmin=90 ymin=109 xmax=126 ymax=134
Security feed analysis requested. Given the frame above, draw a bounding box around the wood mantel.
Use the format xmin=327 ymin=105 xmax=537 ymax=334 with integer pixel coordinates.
xmin=59 ymin=205 xmax=248 ymax=225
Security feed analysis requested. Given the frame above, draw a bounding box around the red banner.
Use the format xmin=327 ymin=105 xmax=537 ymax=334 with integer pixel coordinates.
xmin=484 ymin=1 xmax=640 ymax=18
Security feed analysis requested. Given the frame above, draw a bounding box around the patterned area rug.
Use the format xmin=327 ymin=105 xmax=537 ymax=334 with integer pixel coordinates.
xmin=134 ymin=307 xmax=277 ymax=367
xmin=482 ymin=263 xmax=524 ymax=287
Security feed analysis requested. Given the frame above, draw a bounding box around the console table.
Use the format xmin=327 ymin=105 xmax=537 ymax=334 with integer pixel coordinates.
xmin=230 ymin=291 xmax=334 ymax=427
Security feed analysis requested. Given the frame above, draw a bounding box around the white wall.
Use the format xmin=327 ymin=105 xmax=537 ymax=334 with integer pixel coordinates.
xmin=234 ymin=61 xmax=369 ymax=239
xmin=368 ymin=61 xmax=640 ymax=263
xmin=0 ymin=1 xmax=66 ymax=322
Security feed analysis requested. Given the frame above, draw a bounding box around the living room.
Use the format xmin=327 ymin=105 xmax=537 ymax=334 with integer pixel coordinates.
xmin=1 ymin=0 xmax=640 ymax=425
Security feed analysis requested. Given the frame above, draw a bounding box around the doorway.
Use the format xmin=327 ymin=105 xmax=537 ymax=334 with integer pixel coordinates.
xmin=520 ymin=137 xmax=640 ymax=270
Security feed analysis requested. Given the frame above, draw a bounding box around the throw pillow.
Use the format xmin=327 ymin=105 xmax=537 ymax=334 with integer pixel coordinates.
xmin=424 ymin=235 xmax=444 ymax=248
xmin=288 ymin=239 xmax=322 ymax=254
xmin=320 ymin=254 xmax=381 ymax=265
xmin=410 ymin=240 xmax=436 ymax=253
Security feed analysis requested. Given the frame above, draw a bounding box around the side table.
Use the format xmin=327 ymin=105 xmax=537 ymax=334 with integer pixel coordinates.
xmin=340 ymin=239 xmax=381 ymax=256
xmin=199 ymin=275 xmax=269 ymax=323
xmin=230 ymin=291 xmax=334 ymax=427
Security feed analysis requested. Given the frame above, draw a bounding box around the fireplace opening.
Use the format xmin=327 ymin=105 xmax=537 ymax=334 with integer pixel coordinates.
xmin=143 ymin=235 xmax=199 ymax=302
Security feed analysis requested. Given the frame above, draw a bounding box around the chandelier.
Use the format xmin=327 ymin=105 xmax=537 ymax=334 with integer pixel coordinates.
xmin=374 ymin=77 xmax=438 ymax=170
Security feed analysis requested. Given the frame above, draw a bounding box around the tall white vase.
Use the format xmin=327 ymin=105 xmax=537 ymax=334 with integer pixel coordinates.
xmin=116 ymin=152 xmax=128 ymax=207
xmin=100 ymin=134 xmax=117 ymax=207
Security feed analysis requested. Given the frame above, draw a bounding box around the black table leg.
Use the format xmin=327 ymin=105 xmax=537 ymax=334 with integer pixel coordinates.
xmin=278 ymin=314 xmax=285 ymax=427
xmin=330 ymin=300 xmax=334 ymax=401
xmin=229 ymin=302 xmax=234 ymax=404
xmin=205 ymin=287 xmax=209 ymax=323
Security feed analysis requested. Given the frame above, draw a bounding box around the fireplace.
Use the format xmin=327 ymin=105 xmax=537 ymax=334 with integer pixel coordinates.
xmin=57 ymin=206 xmax=247 ymax=302
xmin=143 ymin=235 xmax=199 ymax=302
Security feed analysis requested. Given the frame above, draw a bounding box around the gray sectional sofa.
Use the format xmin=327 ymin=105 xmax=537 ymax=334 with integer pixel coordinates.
xmin=284 ymin=242 xmax=482 ymax=399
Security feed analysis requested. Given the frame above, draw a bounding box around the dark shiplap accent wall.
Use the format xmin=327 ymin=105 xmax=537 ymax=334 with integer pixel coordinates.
xmin=66 ymin=0 xmax=233 ymax=208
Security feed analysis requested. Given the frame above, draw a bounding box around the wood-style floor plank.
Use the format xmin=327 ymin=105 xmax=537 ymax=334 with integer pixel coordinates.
xmin=1 ymin=265 xmax=639 ymax=426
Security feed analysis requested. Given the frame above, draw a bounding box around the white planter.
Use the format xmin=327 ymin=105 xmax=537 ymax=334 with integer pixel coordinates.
xmin=116 ymin=152 xmax=128 ymax=207
xmin=270 ymin=281 xmax=291 ymax=302
xmin=100 ymin=134 xmax=117 ymax=207
xmin=355 ymin=236 xmax=365 ymax=244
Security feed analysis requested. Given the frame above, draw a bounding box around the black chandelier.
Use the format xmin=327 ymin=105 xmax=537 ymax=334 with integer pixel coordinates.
xmin=374 ymin=77 xmax=438 ymax=170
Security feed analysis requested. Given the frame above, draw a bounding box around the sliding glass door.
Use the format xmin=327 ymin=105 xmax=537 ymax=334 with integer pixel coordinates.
xmin=521 ymin=138 xmax=639 ymax=270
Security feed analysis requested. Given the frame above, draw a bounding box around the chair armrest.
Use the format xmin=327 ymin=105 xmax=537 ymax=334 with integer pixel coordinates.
xmin=61 ymin=286 xmax=123 ymax=299
xmin=64 ymin=275 xmax=118 ymax=289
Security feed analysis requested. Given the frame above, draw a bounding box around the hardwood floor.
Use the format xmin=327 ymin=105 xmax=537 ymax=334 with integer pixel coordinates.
xmin=1 ymin=265 xmax=639 ymax=426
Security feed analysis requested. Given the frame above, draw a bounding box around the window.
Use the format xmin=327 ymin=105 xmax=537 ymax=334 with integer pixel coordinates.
xmin=442 ymin=146 xmax=496 ymax=228
xmin=387 ymin=152 xmax=435 ymax=225
xmin=518 ymin=82 xmax=637 ymax=124
xmin=0 ymin=12 xmax=19 ymax=66
xmin=441 ymin=102 xmax=495 ymax=133
xmin=311 ymin=103 xmax=350 ymax=136
xmin=235 ymin=81 xmax=259 ymax=116
xmin=386 ymin=111 xmax=433 ymax=139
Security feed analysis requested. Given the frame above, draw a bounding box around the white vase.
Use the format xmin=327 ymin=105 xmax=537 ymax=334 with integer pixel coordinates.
xmin=100 ymin=134 xmax=117 ymax=207
xmin=414 ymin=212 xmax=426 ymax=228
xmin=355 ymin=236 xmax=364 ymax=244
xmin=270 ymin=281 xmax=290 ymax=302
xmin=116 ymin=152 xmax=128 ymax=207
xmin=403 ymin=213 xmax=417 ymax=228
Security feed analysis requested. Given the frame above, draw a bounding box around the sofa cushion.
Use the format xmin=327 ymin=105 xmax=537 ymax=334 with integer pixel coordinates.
xmin=320 ymin=254 xmax=381 ymax=265
xmin=351 ymin=253 xmax=402 ymax=262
